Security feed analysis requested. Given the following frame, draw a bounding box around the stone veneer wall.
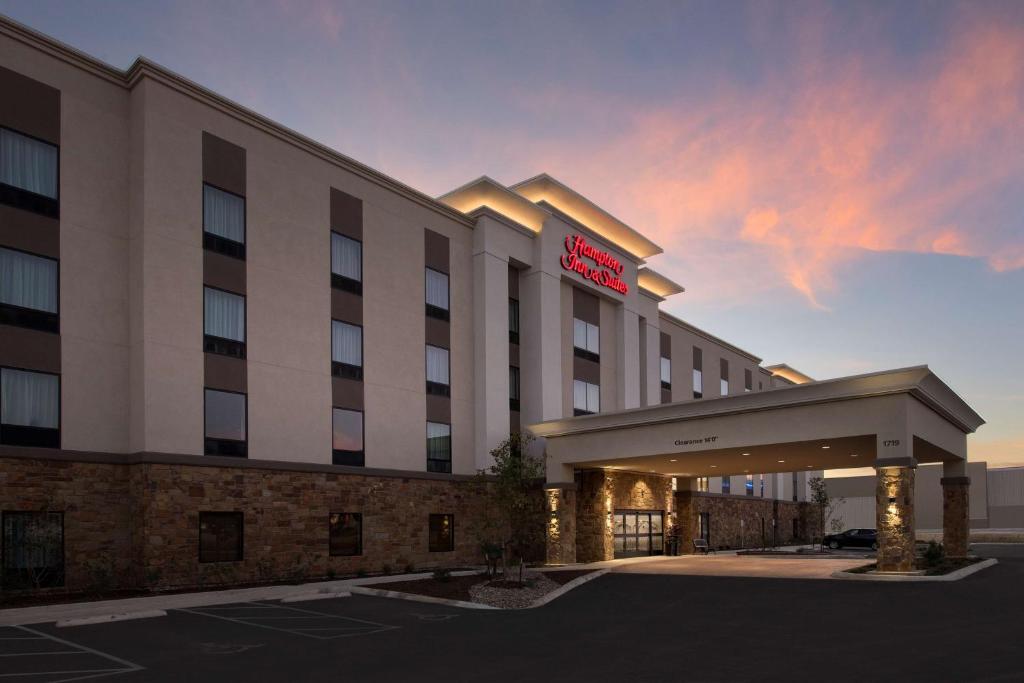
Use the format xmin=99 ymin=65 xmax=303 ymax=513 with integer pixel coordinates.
xmin=674 ymin=491 xmax=819 ymax=552
xmin=576 ymin=470 xmax=673 ymax=562
xmin=876 ymin=467 xmax=916 ymax=572
xmin=941 ymin=477 xmax=970 ymax=558
xmin=1 ymin=456 xmax=501 ymax=594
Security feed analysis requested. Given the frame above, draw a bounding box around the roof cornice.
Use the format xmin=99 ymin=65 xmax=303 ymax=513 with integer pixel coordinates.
xmin=658 ymin=310 xmax=762 ymax=363
xmin=0 ymin=14 xmax=474 ymax=230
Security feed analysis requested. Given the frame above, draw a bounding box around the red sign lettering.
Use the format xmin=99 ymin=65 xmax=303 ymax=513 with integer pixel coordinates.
xmin=560 ymin=234 xmax=629 ymax=294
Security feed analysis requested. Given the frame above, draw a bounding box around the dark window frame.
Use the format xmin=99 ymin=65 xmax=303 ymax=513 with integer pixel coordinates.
xmin=330 ymin=231 xmax=363 ymax=295
xmin=202 ymin=182 xmax=246 ymax=260
xmin=203 ymin=285 xmax=247 ymax=359
xmin=424 ymin=267 xmax=450 ymax=321
xmin=509 ymin=365 xmax=520 ymax=412
xmin=425 ymin=344 xmax=450 ymax=397
xmin=331 ymin=319 xmax=364 ymax=381
xmin=203 ymin=387 xmax=248 ymax=458
xmin=0 ymin=125 xmax=60 ymax=219
xmin=428 ymin=513 xmax=454 ymax=552
xmin=508 ymin=298 xmax=519 ymax=344
xmin=0 ymin=245 xmax=60 ymax=334
xmin=328 ymin=512 xmax=362 ymax=557
xmin=0 ymin=365 xmax=60 ymax=448
xmin=332 ymin=407 xmax=365 ymax=466
xmin=198 ymin=511 xmax=244 ymax=563
xmin=426 ymin=421 xmax=452 ymax=474
xmin=1 ymin=510 xmax=65 ymax=589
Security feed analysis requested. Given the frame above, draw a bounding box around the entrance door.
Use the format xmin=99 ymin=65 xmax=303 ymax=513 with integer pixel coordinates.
xmin=613 ymin=510 xmax=664 ymax=558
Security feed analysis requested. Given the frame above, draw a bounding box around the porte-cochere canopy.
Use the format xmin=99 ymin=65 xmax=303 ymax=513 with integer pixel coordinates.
xmin=530 ymin=366 xmax=984 ymax=484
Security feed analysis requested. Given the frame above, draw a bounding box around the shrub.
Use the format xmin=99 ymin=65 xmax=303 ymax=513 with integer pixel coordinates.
xmin=432 ymin=568 xmax=452 ymax=582
xmin=355 ymin=567 xmax=368 ymax=578
xmin=381 ymin=564 xmax=392 ymax=576
xmin=924 ymin=540 xmax=945 ymax=567
xmin=405 ymin=562 xmax=416 ymax=574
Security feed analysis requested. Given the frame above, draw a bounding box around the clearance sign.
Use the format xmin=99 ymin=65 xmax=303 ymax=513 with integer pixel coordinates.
xmin=560 ymin=234 xmax=629 ymax=294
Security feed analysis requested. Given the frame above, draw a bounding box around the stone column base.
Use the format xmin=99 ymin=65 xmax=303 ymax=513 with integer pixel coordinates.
xmin=941 ymin=476 xmax=970 ymax=558
xmin=876 ymin=466 xmax=916 ymax=572
xmin=545 ymin=487 xmax=577 ymax=565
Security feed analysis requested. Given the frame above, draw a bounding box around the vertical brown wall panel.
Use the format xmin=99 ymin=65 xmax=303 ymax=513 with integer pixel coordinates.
xmin=202 ymin=132 xmax=246 ymax=195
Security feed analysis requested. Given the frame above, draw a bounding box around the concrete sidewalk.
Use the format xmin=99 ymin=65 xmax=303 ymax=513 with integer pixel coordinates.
xmin=0 ymin=570 xmax=481 ymax=627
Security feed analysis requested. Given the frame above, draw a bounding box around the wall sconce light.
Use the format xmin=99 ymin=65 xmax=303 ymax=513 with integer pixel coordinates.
xmin=888 ymin=496 xmax=897 ymax=504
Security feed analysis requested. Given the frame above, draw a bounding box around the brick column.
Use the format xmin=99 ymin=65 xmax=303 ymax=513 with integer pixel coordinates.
xmin=545 ymin=487 xmax=577 ymax=565
xmin=674 ymin=490 xmax=697 ymax=554
xmin=876 ymin=464 xmax=916 ymax=572
xmin=941 ymin=476 xmax=970 ymax=558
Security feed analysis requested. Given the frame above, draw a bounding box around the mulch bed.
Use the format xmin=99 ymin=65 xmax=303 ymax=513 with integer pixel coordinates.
xmin=540 ymin=570 xmax=596 ymax=585
xmin=365 ymin=574 xmax=484 ymax=602
xmin=845 ymin=557 xmax=983 ymax=575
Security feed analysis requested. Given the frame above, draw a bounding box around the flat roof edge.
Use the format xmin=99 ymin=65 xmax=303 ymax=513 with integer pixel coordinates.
xmin=658 ymin=310 xmax=762 ymax=363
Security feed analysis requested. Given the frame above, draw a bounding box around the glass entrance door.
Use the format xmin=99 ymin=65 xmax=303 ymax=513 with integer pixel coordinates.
xmin=613 ymin=510 xmax=664 ymax=558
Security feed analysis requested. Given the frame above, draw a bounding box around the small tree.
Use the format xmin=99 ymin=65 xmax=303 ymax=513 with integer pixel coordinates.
xmin=808 ymin=476 xmax=844 ymax=551
xmin=477 ymin=432 xmax=546 ymax=585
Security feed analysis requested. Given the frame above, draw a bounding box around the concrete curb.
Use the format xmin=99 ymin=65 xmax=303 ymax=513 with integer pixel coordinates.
xmin=831 ymin=558 xmax=998 ymax=582
xmin=528 ymin=569 xmax=608 ymax=608
xmin=280 ymin=590 xmax=351 ymax=603
xmin=56 ymin=609 xmax=167 ymax=628
xmin=348 ymin=585 xmax=498 ymax=610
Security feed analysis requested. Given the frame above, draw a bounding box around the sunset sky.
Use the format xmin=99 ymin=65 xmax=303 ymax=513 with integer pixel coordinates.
xmin=3 ymin=1 xmax=1021 ymax=468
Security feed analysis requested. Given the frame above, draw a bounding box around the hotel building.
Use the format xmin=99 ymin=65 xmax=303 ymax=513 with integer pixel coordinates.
xmin=0 ymin=16 xmax=985 ymax=592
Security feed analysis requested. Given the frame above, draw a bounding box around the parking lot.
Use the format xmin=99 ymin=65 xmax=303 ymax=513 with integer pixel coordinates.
xmin=2 ymin=544 xmax=1021 ymax=682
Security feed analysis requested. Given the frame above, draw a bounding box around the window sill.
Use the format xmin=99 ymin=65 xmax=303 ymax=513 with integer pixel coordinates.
xmin=203 ymin=232 xmax=246 ymax=260
xmin=331 ymin=273 xmax=362 ymax=295
xmin=332 ymin=362 xmax=364 ymax=381
xmin=0 ymin=424 xmax=60 ymax=448
xmin=0 ymin=182 xmax=59 ymax=219
xmin=0 ymin=304 xmax=59 ymax=334
xmin=204 ymin=438 xmax=247 ymax=457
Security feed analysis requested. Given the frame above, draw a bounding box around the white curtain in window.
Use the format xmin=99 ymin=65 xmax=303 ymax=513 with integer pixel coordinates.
xmin=204 ymin=287 xmax=245 ymax=341
xmin=331 ymin=233 xmax=362 ymax=281
xmin=573 ymin=379 xmax=586 ymax=411
xmin=587 ymin=382 xmax=600 ymax=412
xmin=720 ymin=379 xmax=729 ymax=396
xmin=426 ymin=345 xmax=449 ymax=385
xmin=1 ymin=368 xmax=58 ymax=428
xmin=574 ymin=319 xmax=599 ymax=353
xmin=331 ymin=321 xmax=362 ymax=366
xmin=203 ymin=185 xmax=245 ymax=243
xmin=425 ymin=269 xmax=449 ymax=310
xmin=0 ymin=129 xmax=58 ymax=199
xmin=587 ymin=323 xmax=599 ymax=354
xmin=660 ymin=358 xmax=671 ymax=384
xmin=0 ymin=248 xmax=57 ymax=312
xmin=693 ymin=369 xmax=703 ymax=393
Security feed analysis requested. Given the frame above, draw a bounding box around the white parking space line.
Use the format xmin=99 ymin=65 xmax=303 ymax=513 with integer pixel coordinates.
xmin=180 ymin=601 xmax=398 ymax=640
xmin=0 ymin=626 xmax=143 ymax=682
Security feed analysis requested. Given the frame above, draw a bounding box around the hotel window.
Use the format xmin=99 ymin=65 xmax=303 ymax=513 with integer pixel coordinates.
xmin=425 ymin=268 xmax=450 ymax=321
xmin=332 ymin=408 xmax=364 ymax=466
xmin=697 ymin=477 xmax=709 ymax=492
xmin=202 ymin=184 xmax=246 ymax=259
xmin=792 ymin=472 xmax=798 ymax=502
xmin=428 ymin=513 xmax=454 ymax=552
xmin=745 ymin=368 xmax=753 ymax=392
xmin=0 ymin=367 xmax=59 ymax=448
xmin=199 ymin=512 xmax=243 ymax=563
xmin=204 ymin=287 xmax=246 ymax=358
xmin=746 ymin=474 xmax=754 ymax=496
xmin=1 ymin=511 xmax=64 ymax=589
xmin=721 ymin=476 xmax=731 ymax=494
xmin=329 ymin=512 xmax=362 ymax=556
xmin=425 ymin=344 xmax=450 ymax=396
xmin=573 ymin=379 xmax=599 ymax=416
xmin=660 ymin=357 xmax=672 ymax=390
xmin=0 ymin=247 xmax=58 ymax=333
xmin=760 ymin=474 xmax=765 ymax=497
xmin=330 ymin=232 xmax=362 ymax=295
xmin=204 ymin=388 xmax=247 ymax=457
xmin=508 ymin=298 xmax=519 ymax=344
xmin=331 ymin=320 xmax=363 ymax=380
xmin=573 ymin=319 xmax=600 ymax=362
xmin=692 ymin=347 xmax=703 ymax=399
xmin=720 ymin=358 xmax=729 ymax=395
xmin=0 ymin=127 xmax=59 ymax=217
xmin=509 ymin=365 xmax=520 ymax=411
xmin=426 ymin=421 xmax=452 ymax=473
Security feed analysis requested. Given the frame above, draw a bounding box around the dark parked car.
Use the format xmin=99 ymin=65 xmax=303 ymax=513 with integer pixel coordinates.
xmin=824 ymin=528 xmax=878 ymax=550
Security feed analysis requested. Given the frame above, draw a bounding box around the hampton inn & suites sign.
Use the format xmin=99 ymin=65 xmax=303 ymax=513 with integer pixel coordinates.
xmin=560 ymin=234 xmax=629 ymax=294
